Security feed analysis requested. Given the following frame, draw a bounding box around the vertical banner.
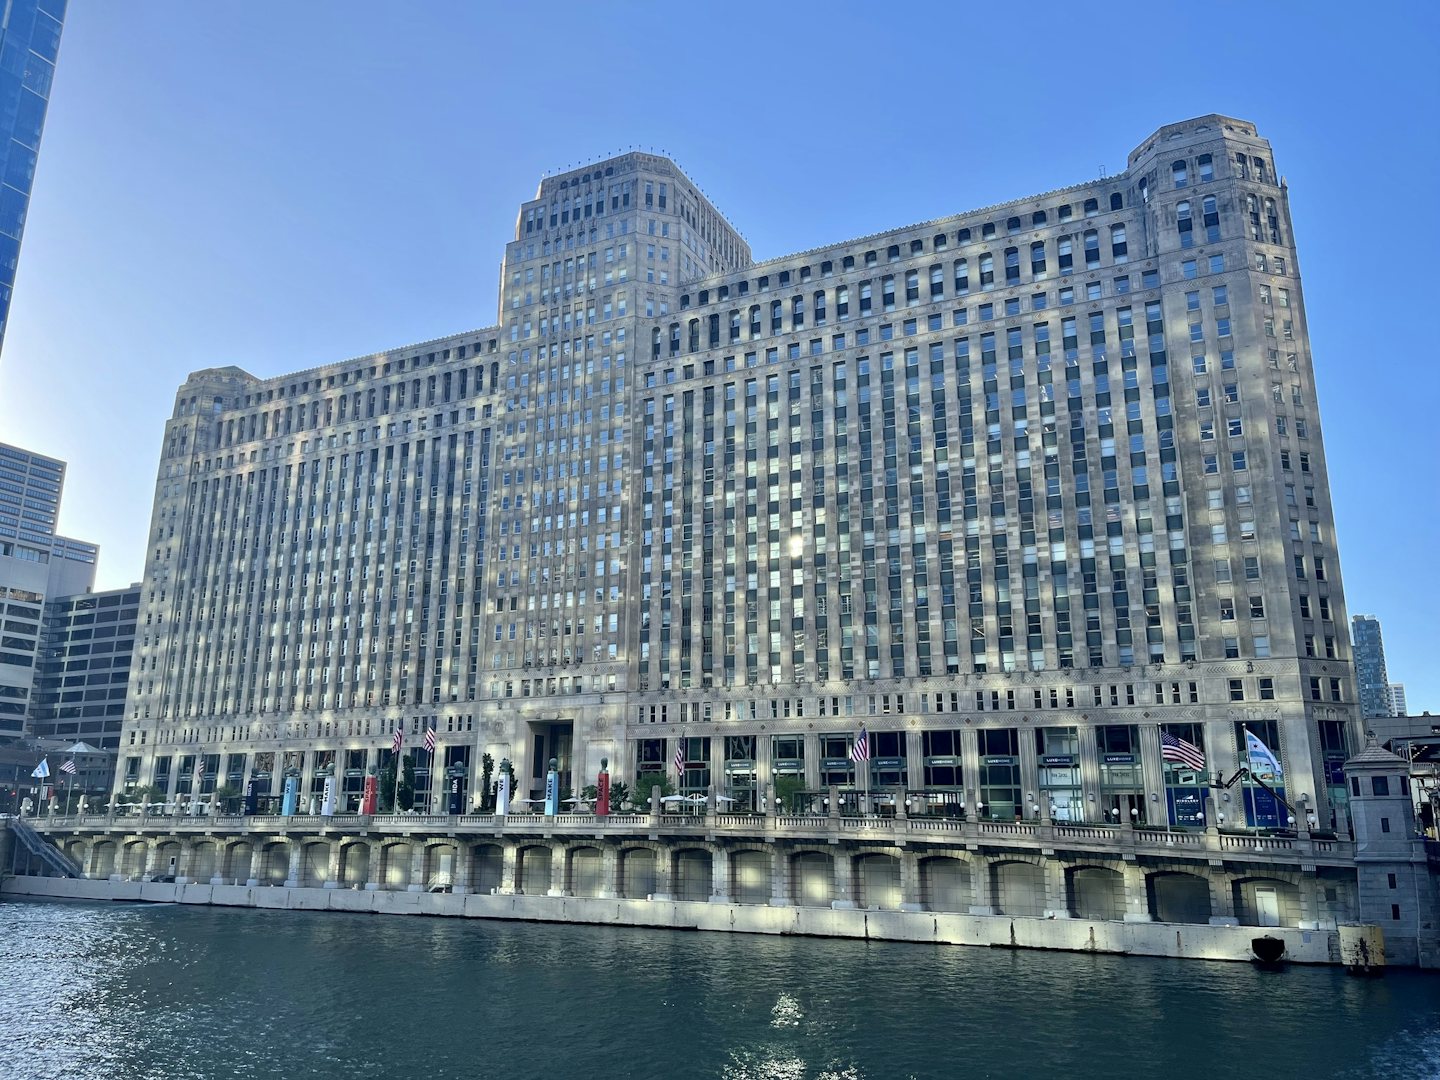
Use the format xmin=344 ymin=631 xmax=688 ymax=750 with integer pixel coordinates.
xmin=544 ymin=758 xmax=559 ymax=817
xmin=597 ymin=758 xmax=611 ymax=817
xmin=321 ymin=776 xmax=336 ymax=817
xmin=243 ymin=778 xmax=258 ymax=816
xmin=448 ymin=774 xmax=463 ymax=815
xmin=281 ymin=775 xmax=298 ymax=817
xmin=496 ymin=770 xmax=511 ymax=816
xmin=361 ymin=773 xmax=378 ymax=815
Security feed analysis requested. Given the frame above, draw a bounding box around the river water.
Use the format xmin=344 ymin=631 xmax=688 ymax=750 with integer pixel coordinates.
xmin=2 ymin=898 xmax=1438 ymax=1080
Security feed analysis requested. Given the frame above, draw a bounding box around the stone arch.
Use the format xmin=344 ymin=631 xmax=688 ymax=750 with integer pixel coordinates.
xmin=189 ymin=840 xmax=220 ymax=883
xmin=919 ymin=856 xmax=972 ymax=913
xmin=90 ymin=840 xmax=118 ymax=879
xmin=1068 ymin=865 xmax=1124 ymax=921
xmin=729 ymin=847 xmax=771 ymax=905
xmin=121 ymin=839 xmax=148 ymax=879
xmin=470 ymin=843 xmax=504 ymax=893
xmin=62 ymin=839 xmax=87 ymax=870
xmin=224 ymin=840 xmax=254 ymax=884
xmin=154 ymin=839 xmax=182 ymax=879
xmin=853 ymin=853 xmax=902 ymax=910
xmin=568 ymin=846 xmax=604 ymax=897
xmin=516 ymin=844 xmax=552 ymax=895
xmin=674 ymin=847 xmax=713 ymax=902
xmin=790 ymin=850 xmax=834 ymax=908
xmin=339 ymin=843 xmax=371 ymax=887
xmin=991 ymin=859 xmax=1045 ymax=917
xmin=1148 ymin=871 xmax=1212 ymax=924
xmin=1233 ymin=876 xmax=1302 ymax=927
xmin=259 ymin=841 xmax=290 ymax=885
xmin=379 ymin=842 xmax=414 ymax=889
xmin=299 ymin=841 xmax=330 ymax=888
xmin=618 ymin=846 xmax=656 ymax=899
xmin=423 ymin=843 xmax=458 ymax=891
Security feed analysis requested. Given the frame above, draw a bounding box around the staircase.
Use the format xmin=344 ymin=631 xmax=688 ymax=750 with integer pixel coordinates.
xmin=7 ymin=817 xmax=82 ymax=878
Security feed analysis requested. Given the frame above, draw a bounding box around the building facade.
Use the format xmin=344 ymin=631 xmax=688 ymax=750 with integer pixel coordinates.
xmin=1352 ymin=615 xmax=1392 ymax=718
xmin=117 ymin=116 xmax=1364 ymax=834
xmin=0 ymin=0 xmax=66 ymax=357
xmin=29 ymin=583 xmax=140 ymax=751
xmin=0 ymin=440 xmax=97 ymax=738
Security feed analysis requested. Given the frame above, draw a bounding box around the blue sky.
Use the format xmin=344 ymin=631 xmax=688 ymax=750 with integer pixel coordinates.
xmin=0 ymin=2 xmax=1436 ymax=710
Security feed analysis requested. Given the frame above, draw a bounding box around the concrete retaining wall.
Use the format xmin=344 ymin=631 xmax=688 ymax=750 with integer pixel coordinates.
xmin=0 ymin=874 xmax=1340 ymax=965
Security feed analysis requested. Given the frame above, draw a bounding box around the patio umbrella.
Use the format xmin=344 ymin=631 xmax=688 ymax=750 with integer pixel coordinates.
xmin=659 ymin=794 xmax=688 ymax=803
xmin=715 ymin=795 xmax=737 ymax=803
xmin=66 ymin=741 xmax=102 ymax=754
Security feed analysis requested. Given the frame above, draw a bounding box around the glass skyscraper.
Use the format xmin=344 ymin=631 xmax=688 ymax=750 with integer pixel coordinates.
xmin=0 ymin=0 xmax=65 ymax=356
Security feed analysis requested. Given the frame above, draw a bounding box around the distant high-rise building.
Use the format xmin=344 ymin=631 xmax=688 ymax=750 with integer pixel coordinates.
xmin=30 ymin=583 xmax=140 ymax=750
xmin=0 ymin=0 xmax=66 ymax=357
xmin=1389 ymin=683 xmax=1408 ymax=718
xmin=118 ymin=115 xmax=1365 ymax=830
xmin=0 ymin=440 xmax=99 ymax=739
xmin=1351 ymin=616 xmax=1392 ymax=719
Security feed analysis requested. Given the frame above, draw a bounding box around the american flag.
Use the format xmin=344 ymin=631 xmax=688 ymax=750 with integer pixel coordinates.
xmin=195 ymin=757 xmax=205 ymax=778
xmin=850 ymin=727 xmax=870 ymax=763
xmin=423 ymin=723 xmax=437 ymax=753
xmin=673 ymin=742 xmax=685 ymax=775
xmin=392 ymin=726 xmax=404 ymax=753
xmin=59 ymin=759 xmax=77 ymax=776
xmin=1161 ymin=731 xmax=1206 ymax=771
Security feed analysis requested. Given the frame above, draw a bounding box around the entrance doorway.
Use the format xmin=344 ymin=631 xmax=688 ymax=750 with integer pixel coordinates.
xmin=527 ymin=721 xmax=573 ymax=801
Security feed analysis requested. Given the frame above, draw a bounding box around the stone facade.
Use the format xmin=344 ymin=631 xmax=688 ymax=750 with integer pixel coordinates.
xmin=114 ymin=116 xmax=1362 ymax=850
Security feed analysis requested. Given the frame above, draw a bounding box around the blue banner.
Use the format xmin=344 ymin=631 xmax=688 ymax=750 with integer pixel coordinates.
xmin=1167 ymin=786 xmax=1206 ymax=827
xmin=281 ymin=776 xmax=298 ymax=817
xmin=1245 ymin=785 xmax=1287 ymax=830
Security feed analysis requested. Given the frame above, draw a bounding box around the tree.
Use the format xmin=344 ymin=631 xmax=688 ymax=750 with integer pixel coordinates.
xmin=774 ymin=776 xmax=807 ymax=814
xmin=478 ymin=753 xmax=495 ymax=812
xmin=213 ymin=784 xmax=241 ymax=815
xmin=630 ymin=772 xmax=674 ymax=809
xmin=608 ymin=780 xmax=631 ymax=810
xmin=377 ymin=755 xmax=416 ymax=812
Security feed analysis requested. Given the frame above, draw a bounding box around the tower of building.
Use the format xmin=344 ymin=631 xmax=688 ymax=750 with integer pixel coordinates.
xmin=1352 ymin=615 xmax=1392 ymax=719
xmin=0 ymin=0 xmax=67 ymax=358
xmin=116 ymin=117 xmax=1365 ymax=832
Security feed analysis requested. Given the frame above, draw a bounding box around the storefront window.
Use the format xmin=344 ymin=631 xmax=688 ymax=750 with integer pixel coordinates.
xmin=978 ymin=728 xmax=1020 ymax=820
xmin=868 ymin=730 xmax=906 ymax=788
xmin=678 ymin=736 xmax=709 ymax=795
xmin=725 ymin=735 xmax=757 ymax=811
xmin=1037 ymin=726 xmax=1082 ymax=821
xmin=1319 ymin=720 xmax=1349 ymax=834
xmin=1235 ymin=719 xmax=1287 ymax=829
xmin=1097 ymin=725 xmax=1146 ymax=824
xmin=922 ymin=729 xmax=963 ymax=788
xmin=1161 ymin=722 xmax=1207 ymax=826
xmin=820 ymin=734 xmax=856 ymax=787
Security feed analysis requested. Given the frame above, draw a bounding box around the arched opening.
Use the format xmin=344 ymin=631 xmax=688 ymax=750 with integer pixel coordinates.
xmin=225 ymin=841 xmax=254 ymax=884
xmin=674 ymin=848 xmax=712 ymax=902
xmin=516 ymin=845 xmax=552 ymax=895
xmin=619 ymin=848 xmax=656 ymax=899
xmin=339 ymin=844 xmax=370 ymax=887
xmin=854 ymin=854 xmax=902 ymax=910
xmin=569 ymin=846 xmax=603 ymax=897
xmin=730 ymin=850 xmax=770 ymax=905
xmin=90 ymin=841 xmax=117 ymax=879
xmin=991 ymin=861 xmax=1045 ymax=917
xmin=63 ymin=840 xmax=86 ymax=870
xmin=260 ymin=842 xmax=290 ymax=885
xmin=1233 ymin=877 xmax=1301 ymax=927
xmin=122 ymin=841 xmax=148 ymax=879
xmin=189 ymin=841 xmax=219 ymax=883
xmin=424 ymin=845 xmax=457 ymax=891
xmin=470 ymin=844 xmax=503 ymax=893
xmin=791 ymin=852 xmax=833 ymax=908
xmin=300 ymin=842 xmax=330 ymax=888
xmin=920 ymin=857 xmax=971 ymax=912
xmin=379 ymin=843 xmax=413 ymax=890
xmin=1149 ymin=871 xmax=1212 ymax=924
xmin=1069 ymin=866 xmax=1124 ymax=921
xmin=154 ymin=840 xmax=181 ymax=880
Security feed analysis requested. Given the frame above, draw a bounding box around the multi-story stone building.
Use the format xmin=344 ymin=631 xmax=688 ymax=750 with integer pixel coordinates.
xmin=30 ymin=583 xmax=140 ymax=751
xmin=117 ymin=116 xmax=1364 ymax=834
